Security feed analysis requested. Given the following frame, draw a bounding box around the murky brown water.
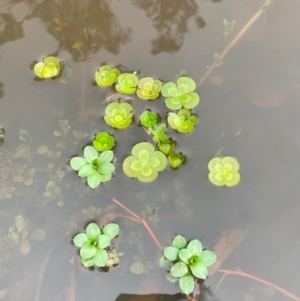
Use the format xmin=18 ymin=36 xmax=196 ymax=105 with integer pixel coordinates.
xmin=1 ymin=0 xmax=300 ymax=300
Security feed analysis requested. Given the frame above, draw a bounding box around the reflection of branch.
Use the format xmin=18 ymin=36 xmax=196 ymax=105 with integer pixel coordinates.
xmin=217 ymin=268 xmax=300 ymax=301
xmin=198 ymin=0 xmax=274 ymax=86
xmin=112 ymin=198 xmax=162 ymax=251
xmin=35 ymin=236 xmax=66 ymax=301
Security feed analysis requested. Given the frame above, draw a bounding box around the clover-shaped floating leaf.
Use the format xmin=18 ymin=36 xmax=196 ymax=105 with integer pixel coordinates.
xmin=136 ymin=77 xmax=162 ymax=100
xmin=208 ymin=156 xmax=240 ymax=187
xmin=70 ymin=146 xmax=115 ymax=189
xmin=139 ymin=111 xmax=158 ymax=128
xmin=73 ymin=222 xmax=120 ymax=268
xmin=104 ymin=102 xmax=134 ymax=129
xmin=93 ymin=132 xmax=115 ymax=152
xmin=34 ymin=56 xmax=61 ymax=79
xmin=162 ymin=77 xmax=200 ymax=110
xmin=95 ymin=65 xmax=120 ymax=87
xmin=168 ymin=152 xmax=185 ymax=169
xmin=123 ymin=142 xmax=167 ymax=183
xmin=167 ymin=109 xmax=198 ymax=133
xmin=115 ymin=73 xmax=139 ymax=94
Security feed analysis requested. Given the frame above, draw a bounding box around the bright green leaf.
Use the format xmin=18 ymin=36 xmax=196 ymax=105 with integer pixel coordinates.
xmin=84 ymin=146 xmax=98 ymax=164
xmin=102 ymin=223 xmax=119 ymax=239
xmin=73 ymin=233 xmax=88 ymax=248
xmin=80 ymin=243 xmax=97 ymax=259
xmin=200 ymin=250 xmax=217 ymax=267
xmin=190 ymin=262 xmax=208 ymax=279
xmin=187 ymin=239 xmax=202 ymax=257
xmin=93 ymin=249 xmax=108 ymax=267
xmin=97 ymin=234 xmax=111 ymax=249
xmin=82 ymin=257 xmax=95 ymax=268
xmin=87 ymin=172 xmax=102 ymax=189
xmin=170 ymin=262 xmax=188 ymax=278
xmin=179 ymin=248 xmax=192 ymax=265
xmin=172 ymin=235 xmax=187 ymax=249
xmin=70 ymin=157 xmax=87 ymax=171
xmin=86 ymin=223 xmax=101 ymax=239
xmin=164 ymin=246 xmax=179 ymax=261
xmin=179 ymin=275 xmax=194 ymax=295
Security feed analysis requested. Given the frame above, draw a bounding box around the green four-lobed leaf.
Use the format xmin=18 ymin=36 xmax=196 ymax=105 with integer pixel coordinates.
xmin=104 ymin=102 xmax=134 ymax=129
xmin=95 ymin=65 xmax=120 ymax=87
xmin=208 ymin=156 xmax=240 ymax=187
xmin=162 ymin=77 xmax=200 ymax=110
xmin=137 ymin=77 xmax=162 ymax=100
xmin=123 ymin=142 xmax=167 ymax=183
xmin=115 ymin=73 xmax=139 ymax=94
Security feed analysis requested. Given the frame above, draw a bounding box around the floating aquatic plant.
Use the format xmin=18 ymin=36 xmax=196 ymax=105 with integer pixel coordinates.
xmin=93 ymin=132 xmax=115 ymax=152
xmin=139 ymin=111 xmax=158 ymax=128
xmin=73 ymin=222 xmax=120 ymax=268
xmin=70 ymin=146 xmax=115 ymax=189
xmin=208 ymin=156 xmax=240 ymax=186
xmin=167 ymin=109 xmax=198 ymax=133
xmin=123 ymin=142 xmax=167 ymax=183
xmin=168 ymin=152 xmax=185 ymax=169
xmin=95 ymin=65 xmax=120 ymax=87
xmin=115 ymin=73 xmax=139 ymax=94
xmin=34 ymin=56 xmax=61 ymax=79
xmin=162 ymin=77 xmax=199 ymax=110
xmin=148 ymin=123 xmax=168 ymax=143
xmin=158 ymin=139 xmax=175 ymax=156
xmin=136 ymin=77 xmax=162 ymax=100
xmin=160 ymin=235 xmax=217 ymax=295
xmin=104 ymin=102 xmax=133 ymax=129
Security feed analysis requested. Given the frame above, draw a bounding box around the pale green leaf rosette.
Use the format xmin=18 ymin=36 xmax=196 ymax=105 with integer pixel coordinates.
xmin=70 ymin=146 xmax=115 ymax=189
xmin=208 ymin=156 xmax=240 ymax=187
xmin=104 ymin=102 xmax=134 ymax=129
xmin=73 ymin=222 xmax=120 ymax=269
xmin=95 ymin=65 xmax=120 ymax=87
xmin=123 ymin=142 xmax=167 ymax=183
xmin=115 ymin=73 xmax=139 ymax=94
xmin=34 ymin=56 xmax=61 ymax=79
xmin=136 ymin=77 xmax=162 ymax=100
xmin=162 ymin=77 xmax=200 ymax=110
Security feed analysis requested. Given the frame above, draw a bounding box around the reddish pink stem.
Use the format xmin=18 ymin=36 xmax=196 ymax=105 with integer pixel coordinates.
xmin=217 ymin=269 xmax=300 ymax=301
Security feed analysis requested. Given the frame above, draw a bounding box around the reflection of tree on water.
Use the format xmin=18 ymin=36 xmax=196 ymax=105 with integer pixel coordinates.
xmin=0 ymin=0 xmax=132 ymax=61
xmin=132 ymin=0 xmax=205 ymax=55
xmin=0 ymin=13 xmax=24 ymax=46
